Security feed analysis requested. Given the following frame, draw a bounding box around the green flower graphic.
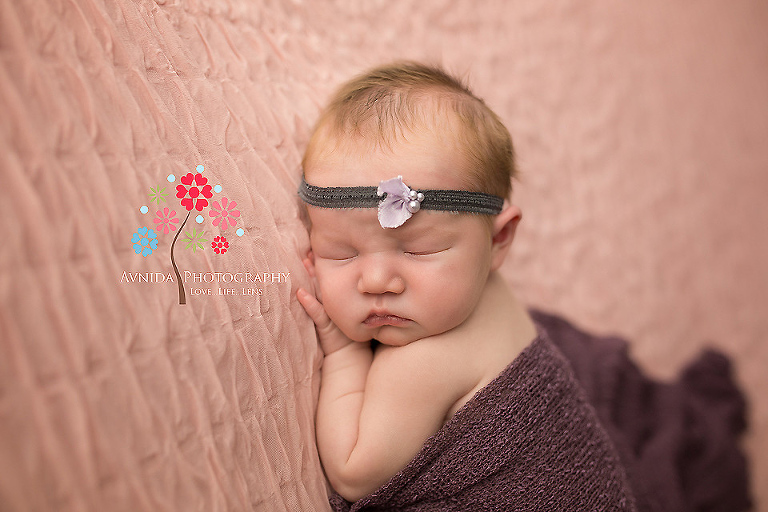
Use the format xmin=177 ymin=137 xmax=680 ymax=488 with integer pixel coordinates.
xmin=149 ymin=184 xmax=168 ymax=206
xmin=182 ymin=227 xmax=208 ymax=253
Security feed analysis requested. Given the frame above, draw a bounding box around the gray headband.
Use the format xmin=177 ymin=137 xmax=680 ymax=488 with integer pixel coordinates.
xmin=298 ymin=175 xmax=504 ymax=228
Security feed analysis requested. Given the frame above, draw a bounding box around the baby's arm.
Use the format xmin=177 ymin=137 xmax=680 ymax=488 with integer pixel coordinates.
xmin=296 ymin=289 xmax=374 ymax=497
xmin=297 ymin=288 xmax=372 ymax=480
xmin=297 ymin=289 xmax=472 ymax=502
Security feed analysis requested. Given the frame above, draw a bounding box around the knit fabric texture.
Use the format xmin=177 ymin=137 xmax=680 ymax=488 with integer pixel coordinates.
xmin=331 ymin=324 xmax=638 ymax=511
xmin=329 ymin=311 xmax=751 ymax=511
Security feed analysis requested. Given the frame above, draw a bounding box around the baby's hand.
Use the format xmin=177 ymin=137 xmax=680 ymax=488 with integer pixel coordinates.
xmin=297 ymin=288 xmax=355 ymax=356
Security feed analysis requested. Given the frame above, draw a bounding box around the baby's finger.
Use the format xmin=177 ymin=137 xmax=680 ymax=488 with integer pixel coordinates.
xmin=297 ymin=288 xmax=334 ymax=333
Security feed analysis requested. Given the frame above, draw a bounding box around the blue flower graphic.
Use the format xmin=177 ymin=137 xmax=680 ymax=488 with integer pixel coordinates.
xmin=132 ymin=226 xmax=159 ymax=257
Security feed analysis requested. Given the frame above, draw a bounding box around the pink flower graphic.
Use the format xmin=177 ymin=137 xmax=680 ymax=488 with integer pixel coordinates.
xmin=176 ymin=172 xmax=213 ymax=211
xmin=209 ymin=197 xmax=241 ymax=230
xmin=212 ymin=236 xmax=229 ymax=254
xmin=154 ymin=207 xmax=180 ymax=234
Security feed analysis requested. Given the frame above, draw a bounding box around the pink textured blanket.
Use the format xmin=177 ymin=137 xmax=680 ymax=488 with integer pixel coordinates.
xmin=330 ymin=311 xmax=750 ymax=512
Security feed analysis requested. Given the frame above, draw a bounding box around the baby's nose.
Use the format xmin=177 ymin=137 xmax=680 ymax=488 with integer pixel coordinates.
xmin=357 ymin=258 xmax=405 ymax=295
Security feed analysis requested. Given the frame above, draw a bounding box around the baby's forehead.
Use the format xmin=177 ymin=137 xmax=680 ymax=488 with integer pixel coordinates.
xmin=308 ymin=206 xmax=483 ymax=241
xmin=304 ymin=145 xmax=472 ymax=197
xmin=305 ymin=112 xmax=471 ymax=175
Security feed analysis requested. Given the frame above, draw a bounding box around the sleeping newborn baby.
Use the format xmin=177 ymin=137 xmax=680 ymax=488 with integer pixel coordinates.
xmin=297 ymin=62 xmax=636 ymax=510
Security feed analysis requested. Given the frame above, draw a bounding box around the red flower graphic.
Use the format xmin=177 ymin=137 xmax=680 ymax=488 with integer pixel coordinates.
xmin=212 ymin=236 xmax=229 ymax=254
xmin=176 ymin=172 xmax=213 ymax=211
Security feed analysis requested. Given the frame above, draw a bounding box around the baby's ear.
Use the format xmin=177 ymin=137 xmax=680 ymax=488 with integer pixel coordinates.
xmin=302 ymin=250 xmax=324 ymax=302
xmin=490 ymin=205 xmax=522 ymax=270
xmin=302 ymin=250 xmax=317 ymax=278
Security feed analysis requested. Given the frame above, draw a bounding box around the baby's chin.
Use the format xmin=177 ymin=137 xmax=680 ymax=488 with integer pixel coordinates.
xmin=343 ymin=326 xmax=422 ymax=347
xmin=369 ymin=337 xmax=418 ymax=348
xmin=366 ymin=325 xmax=456 ymax=347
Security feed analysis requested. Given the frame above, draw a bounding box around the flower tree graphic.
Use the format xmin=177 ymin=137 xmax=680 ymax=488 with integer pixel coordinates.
xmin=132 ymin=164 xmax=244 ymax=305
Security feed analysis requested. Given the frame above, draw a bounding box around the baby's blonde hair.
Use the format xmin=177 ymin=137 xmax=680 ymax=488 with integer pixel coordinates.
xmin=302 ymin=61 xmax=516 ymax=200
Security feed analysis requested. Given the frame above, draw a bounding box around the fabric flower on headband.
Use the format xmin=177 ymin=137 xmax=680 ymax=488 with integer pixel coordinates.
xmin=377 ymin=176 xmax=424 ymax=228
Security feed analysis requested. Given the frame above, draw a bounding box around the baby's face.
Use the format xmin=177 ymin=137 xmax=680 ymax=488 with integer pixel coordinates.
xmin=305 ymin=133 xmax=496 ymax=346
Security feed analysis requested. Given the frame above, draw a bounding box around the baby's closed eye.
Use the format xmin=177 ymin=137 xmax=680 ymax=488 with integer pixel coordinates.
xmin=321 ymin=252 xmax=358 ymax=261
xmin=312 ymin=241 xmax=358 ymax=261
xmin=403 ymin=246 xmax=450 ymax=257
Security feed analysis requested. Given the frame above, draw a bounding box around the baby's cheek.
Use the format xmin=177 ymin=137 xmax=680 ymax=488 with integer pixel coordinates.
xmin=314 ymin=285 xmax=324 ymax=303
xmin=313 ymin=266 xmax=338 ymax=306
xmin=427 ymin=283 xmax=479 ymax=330
xmin=316 ymin=284 xmax=350 ymax=328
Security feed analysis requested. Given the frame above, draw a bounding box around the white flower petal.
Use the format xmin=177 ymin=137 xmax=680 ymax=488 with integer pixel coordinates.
xmin=377 ymin=176 xmax=416 ymax=228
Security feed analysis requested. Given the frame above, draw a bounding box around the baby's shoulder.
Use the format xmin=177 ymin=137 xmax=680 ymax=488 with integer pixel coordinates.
xmin=372 ymin=336 xmax=473 ymax=376
xmin=370 ymin=337 xmax=483 ymax=410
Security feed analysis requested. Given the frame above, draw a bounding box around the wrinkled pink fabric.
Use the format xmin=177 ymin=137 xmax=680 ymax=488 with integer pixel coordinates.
xmin=0 ymin=1 xmax=328 ymax=510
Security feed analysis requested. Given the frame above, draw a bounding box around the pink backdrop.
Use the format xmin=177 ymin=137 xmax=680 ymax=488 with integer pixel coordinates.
xmin=1 ymin=0 xmax=766 ymax=510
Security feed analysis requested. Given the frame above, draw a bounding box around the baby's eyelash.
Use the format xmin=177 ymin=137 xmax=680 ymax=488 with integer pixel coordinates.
xmin=314 ymin=250 xmax=357 ymax=261
xmin=404 ymin=248 xmax=448 ymax=256
xmin=329 ymin=253 xmax=358 ymax=261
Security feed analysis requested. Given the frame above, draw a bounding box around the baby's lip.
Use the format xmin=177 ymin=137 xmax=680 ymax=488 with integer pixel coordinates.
xmin=363 ymin=311 xmax=411 ymax=327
